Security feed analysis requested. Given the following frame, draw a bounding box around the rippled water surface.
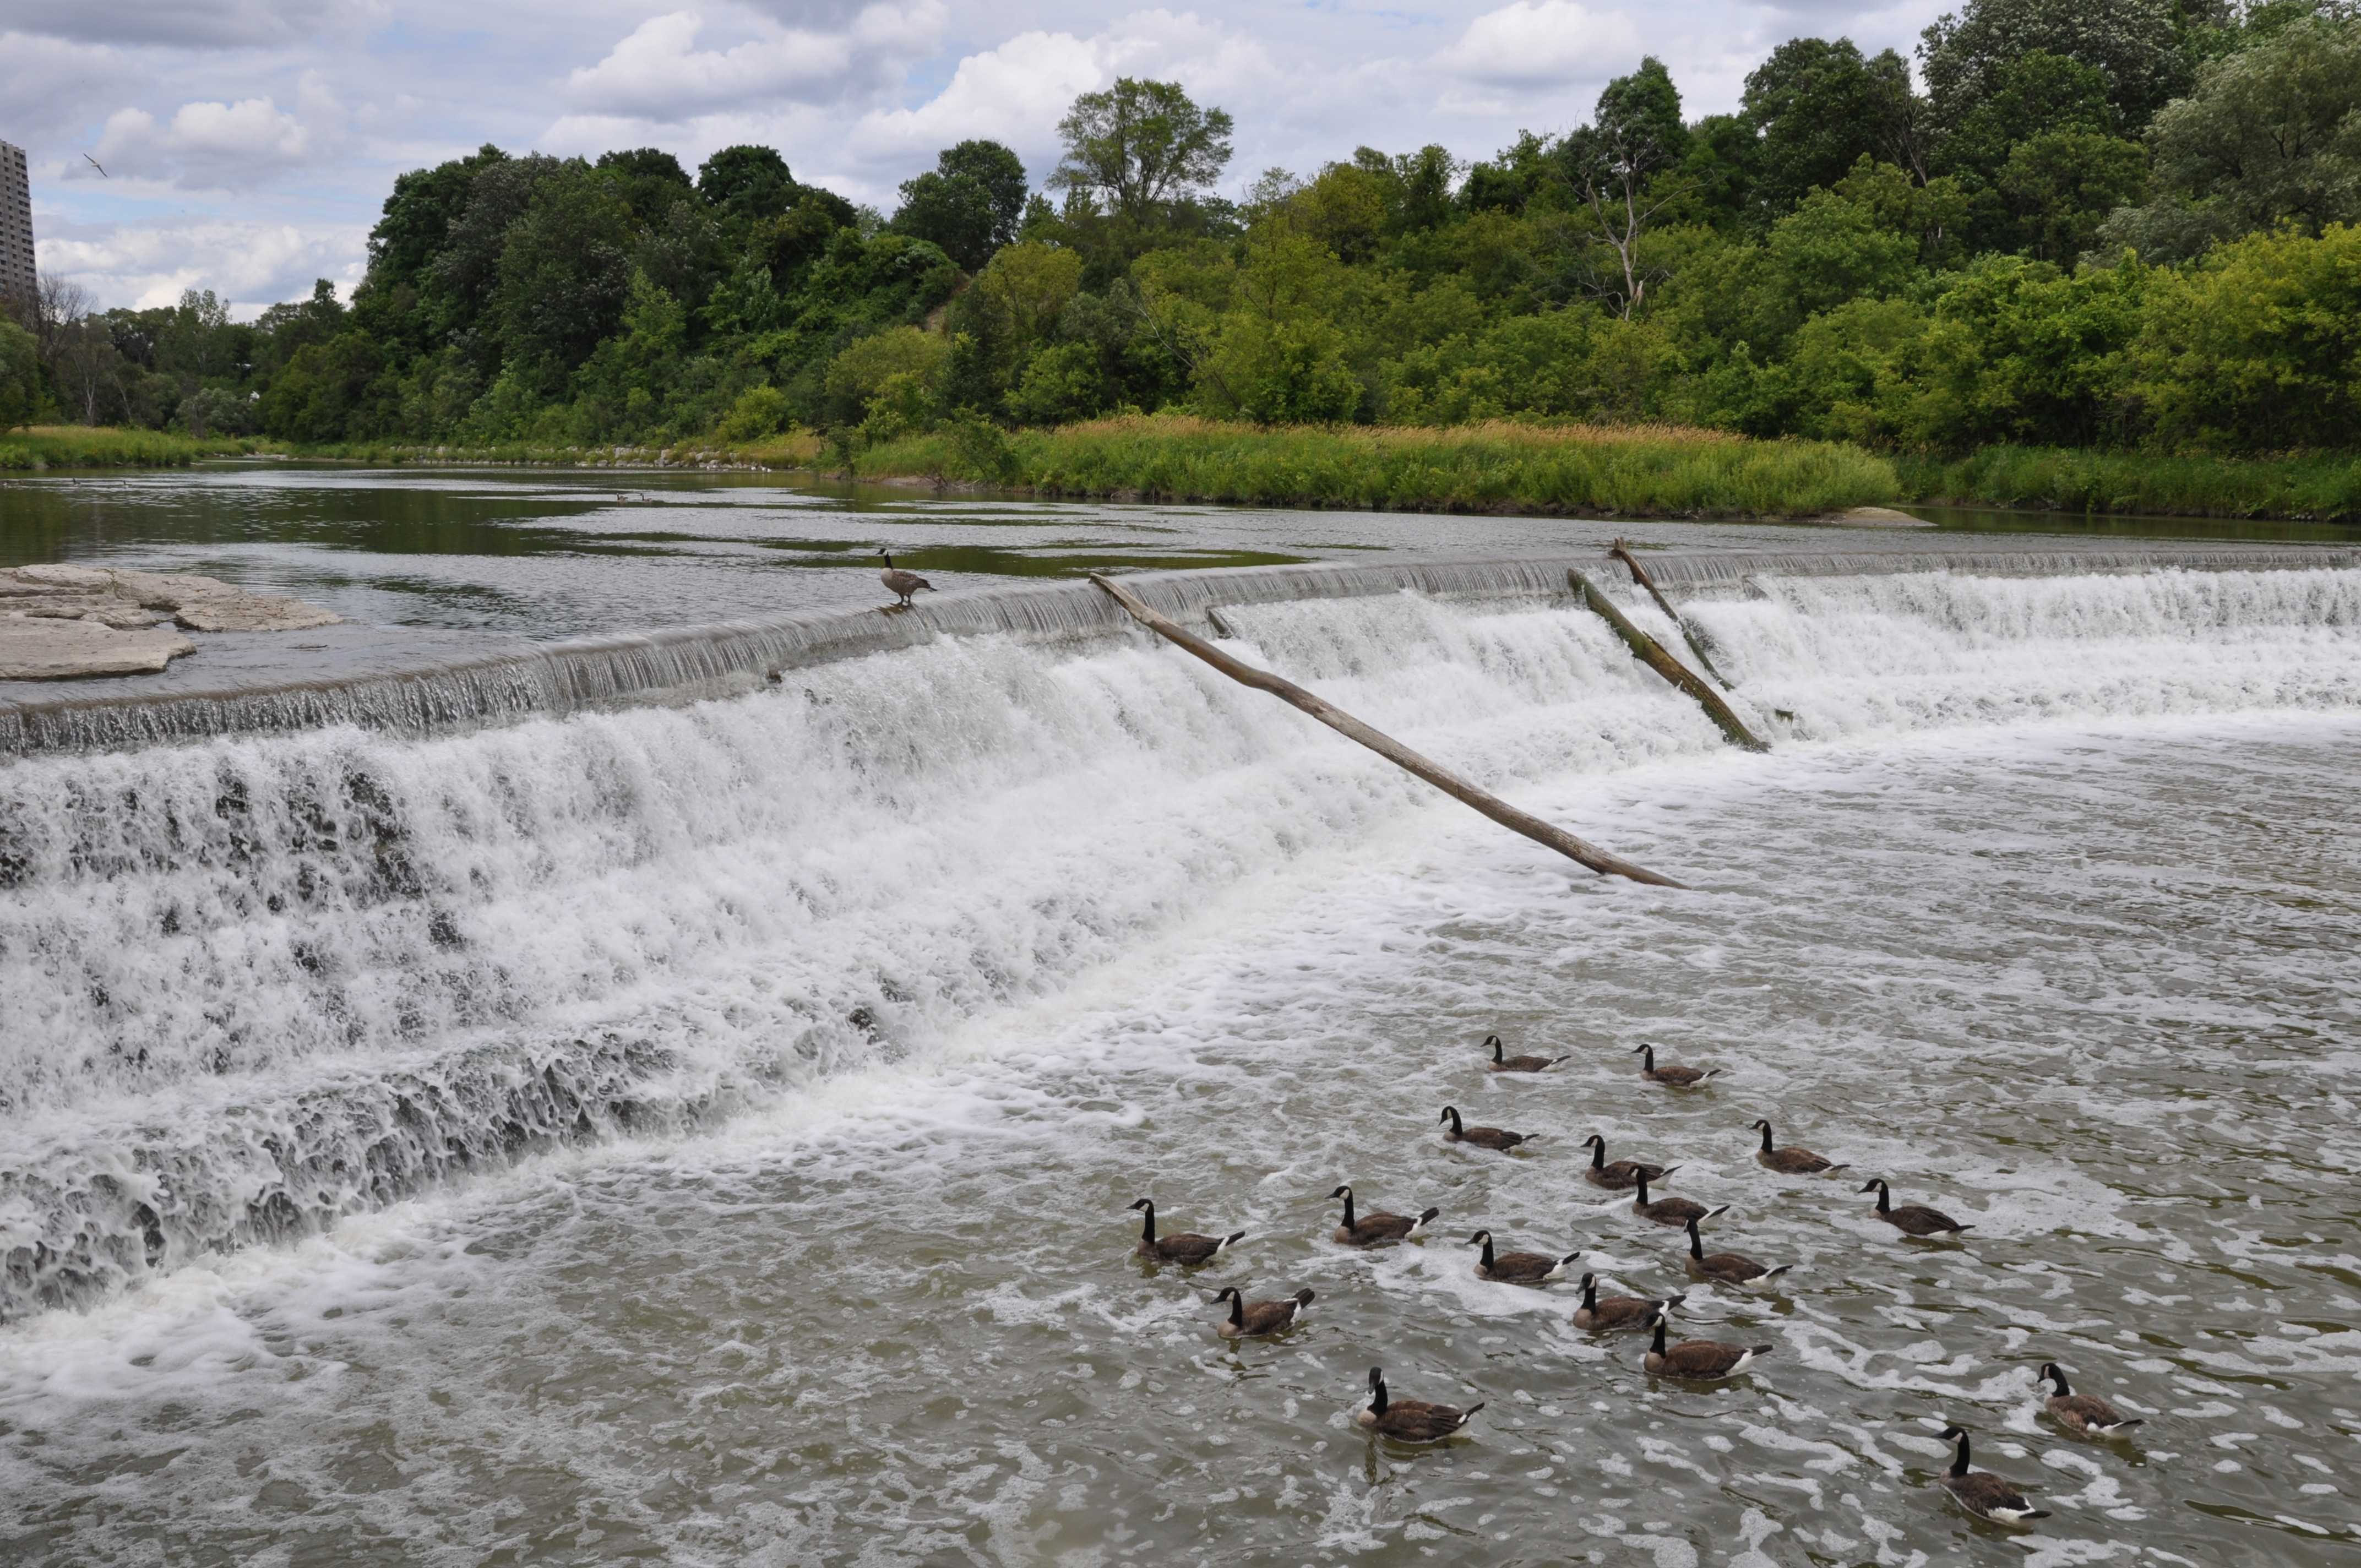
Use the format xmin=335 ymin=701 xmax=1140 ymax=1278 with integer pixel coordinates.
xmin=1 ymin=472 xmax=2358 ymax=1567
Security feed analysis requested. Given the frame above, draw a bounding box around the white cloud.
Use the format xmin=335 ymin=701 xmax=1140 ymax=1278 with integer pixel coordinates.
xmin=85 ymin=77 xmax=345 ymax=190
xmin=849 ymin=29 xmax=1102 ymax=168
xmin=563 ymin=2 xmax=946 ymax=118
xmin=35 ymin=217 xmax=367 ymax=313
xmin=1440 ymin=0 xmax=1645 ymax=91
xmin=0 ymin=0 xmax=344 ymax=49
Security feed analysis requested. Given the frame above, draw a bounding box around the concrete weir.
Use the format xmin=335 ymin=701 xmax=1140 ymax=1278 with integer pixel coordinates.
xmin=2 ymin=539 xmax=2356 ymax=758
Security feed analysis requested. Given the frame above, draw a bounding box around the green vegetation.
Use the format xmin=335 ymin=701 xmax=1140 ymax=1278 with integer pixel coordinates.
xmin=850 ymin=417 xmax=1900 ymax=516
xmin=6 ymin=0 xmax=2361 ymax=520
xmin=0 ymin=426 xmax=268 ymax=470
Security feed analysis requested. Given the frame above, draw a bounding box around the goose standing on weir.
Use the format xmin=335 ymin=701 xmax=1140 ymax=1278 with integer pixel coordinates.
xmin=877 ymin=551 xmax=935 ymax=607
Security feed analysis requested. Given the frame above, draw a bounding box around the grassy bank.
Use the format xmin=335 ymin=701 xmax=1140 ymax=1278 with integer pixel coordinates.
xmin=1900 ymin=446 xmax=2361 ymax=521
xmin=0 ymin=426 xmax=270 ymax=470
xmin=289 ymin=432 xmax=829 ymax=467
xmin=850 ymin=417 xmax=1901 ymax=518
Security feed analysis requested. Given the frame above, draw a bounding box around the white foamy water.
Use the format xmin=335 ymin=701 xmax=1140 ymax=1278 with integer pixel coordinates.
xmin=3 ymin=565 xmax=2359 ymax=1565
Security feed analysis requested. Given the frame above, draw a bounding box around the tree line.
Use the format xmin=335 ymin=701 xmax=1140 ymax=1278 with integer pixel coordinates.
xmin=5 ymin=0 xmax=2360 ymax=454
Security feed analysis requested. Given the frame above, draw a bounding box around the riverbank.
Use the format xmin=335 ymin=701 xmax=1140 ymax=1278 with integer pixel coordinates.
xmin=1896 ymin=444 xmax=2361 ymax=521
xmin=0 ymin=427 xmax=271 ymax=470
xmin=844 ymin=417 xmax=1899 ymax=518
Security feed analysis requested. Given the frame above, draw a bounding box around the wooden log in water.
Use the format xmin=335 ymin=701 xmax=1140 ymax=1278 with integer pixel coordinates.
xmin=1570 ymin=569 xmax=1771 ymax=754
xmin=1608 ymin=538 xmax=1737 ymax=690
xmin=1089 ymin=572 xmax=1686 ymax=889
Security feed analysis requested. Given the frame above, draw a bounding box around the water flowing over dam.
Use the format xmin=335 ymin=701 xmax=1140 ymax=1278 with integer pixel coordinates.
xmin=3 ymin=504 xmax=2358 ymax=1564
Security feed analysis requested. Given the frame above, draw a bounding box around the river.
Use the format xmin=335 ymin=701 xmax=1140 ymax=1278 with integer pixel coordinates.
xmin=1 ymin=463 xmax=2357 ymax=1566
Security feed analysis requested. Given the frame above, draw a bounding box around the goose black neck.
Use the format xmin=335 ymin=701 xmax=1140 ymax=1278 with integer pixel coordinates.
xmin=1580 ymin=1275 xmax=1598 ymax=1309
xmin=1443 ymin=1106 xmax=1462 ymax=1133
xmin=1488 ymin=1036 xmax=1503 ymax=1062
xmin=1631 ymin=1170 xmax=1650 ymax=1203
xmin=1476 ymin=1234 xmax=1495 ymax=1268
xmin=1686 ymin=1219 xmax=1704 ymax=1259
xmin=1873 ymin=1182 xmax=1891 ymax=1213
xmin=2046 ymin=1365 xmax=2070 ymax=1396
xmin=1588 ymin=1139 xmax=1606 ymax=1170
xmin=1223 ymin=1291 xmax=1243 ymax=1328
xmin=1950 ymin=1432 xmax=1971 ymax=1476
xmin=1650 ymin=1319 xmax=1667 ymax=1353
xmin=1758 ymin=1123 xmax=1776 ymax=1153
xmin=1337 ymin=1190 xmax=1356 ymax=1227
xmin=1138 ymin=1203 xmax=1156 ymax=1242
xmin=1368 ymin=1378 xmax=1388 ymax=1416
xmin=1639 ymin=1046 xmax=1655 ymax=1070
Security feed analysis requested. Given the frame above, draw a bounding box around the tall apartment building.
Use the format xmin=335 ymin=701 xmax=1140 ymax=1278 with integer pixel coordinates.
xmin=0 ymin=140 xmax=35 ymax=300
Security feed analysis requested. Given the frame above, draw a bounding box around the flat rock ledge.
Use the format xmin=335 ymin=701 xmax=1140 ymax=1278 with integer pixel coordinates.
xmin=1 ymin=565 xmax=340 ymax=680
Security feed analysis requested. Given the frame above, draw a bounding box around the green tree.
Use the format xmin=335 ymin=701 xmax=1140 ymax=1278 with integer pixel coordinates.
xmin=491 ymin=162 xmax=635 ymax=389
xmin=1921 ymin=0 xmax=2191 ymax=136
xmin=1560 ymin=56 xmax=1693 ymax=315
xmin=1743 ymin=40 xmax=1925 ymax=221
xmin=891 ymin=140 xmax=1029 ymax=270
xmin=697 ymin=145 xmax=800 ymax=234
xmin=1996 ymin=130 xmax=2150 ymax=258
xmin=1050 ymin=79 xmax=1236 ymax=230
xmin=0 ymin=318 xmax=40 ymax=429
xmin=1937 ymin=50 xmax=2114 ymax=184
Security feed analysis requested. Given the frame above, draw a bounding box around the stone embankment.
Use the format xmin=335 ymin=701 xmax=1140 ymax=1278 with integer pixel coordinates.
xmin=0 ymin=565 xmax=341 ymax=679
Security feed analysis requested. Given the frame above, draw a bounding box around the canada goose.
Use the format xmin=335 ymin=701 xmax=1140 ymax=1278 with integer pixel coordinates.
xmin=1682 ymin=1216 xmax=1791 ymax=1289
xmin=1126 ymin=1197 xmax=1244 ymax=1264
xmin=1858 ymin=1179 xmax=1972 ymax=1237
xmin=1439 ymin=1105 xmax=1532 ymax=1152
xmin=1467 ymin=1229 xmax=1579 ymax=1284
xmin=1328 ymin=1184 xmax=1438 ymax=1246
xmin=2038 ymin=1363 xmax=2144 ymax=1436
xmin=878 ymin=552 xmax=935 ymax=607
xmin=1574 ymin=1272 xmax=1684 ymax=1332
xmin=1354 ymin=1366 xmax=1482 ymax=1443
xmin=1935 ymin=1427 xmax=2049 ymax=1525
xmin=1629 ymin=1169 xmax=1728 ymax=1228
xmin=1643 ymin=1317 xmax=1772 ymax=1381
xmin=1211 ymin=1286 xmax=1313 ymax=1337
xmin=1485 ymin=1034 xmax=1568 ymax=1073
xmin=1633 ymin=1042 xmax=1717 ymax=1087
xmin=1579 ymin=1133 xmax=1675 ymax=1191
xmin=1749 ymin=1119 xmax=1846 ymax=1174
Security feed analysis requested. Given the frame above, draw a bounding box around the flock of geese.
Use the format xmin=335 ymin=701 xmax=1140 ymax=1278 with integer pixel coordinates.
xmin=1124 ymin=1035 xmax=2145 ymax=1532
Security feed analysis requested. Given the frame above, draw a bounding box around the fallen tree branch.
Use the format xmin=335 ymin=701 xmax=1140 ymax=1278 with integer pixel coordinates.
xmin=1571 ymin=569 xmax=1770 ymax=754
xmin=1608 ymin=538 xmax=1736 ymax=690
xmin=1090 ymin=572 xmax=1685 ymax=888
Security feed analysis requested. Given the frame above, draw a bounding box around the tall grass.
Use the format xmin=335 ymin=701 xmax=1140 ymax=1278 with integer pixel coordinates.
xmin=0 ymin=426 xmax=266 ymax=470
xmin=1898 ymin=446 xmax=2361 ymax=521
xmin=287 ymin=431 xmax=828 ymax=467
xmin=851 ymin=416 xmax=1901 ymax=517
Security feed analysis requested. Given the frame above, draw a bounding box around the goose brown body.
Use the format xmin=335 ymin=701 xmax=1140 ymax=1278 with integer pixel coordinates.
xmin=1574 ymin=1272 xmax=1684 ymax=1331
xmin=1633 ymin=1043 xmax=1716 ymax=1087
xmin=1750 ymin=1119 xmax=1846 ymax=1174
xmin=1643 ymin=1318 xmax=1772 ymax=1380
xmin=877 ymin=552 xmax=935 ymax=607
xmin=1683 ymin=1216 xmax=1790 ymax=1288
xmin=1439 ymin=1105 xmax=1532 ymax=1152
xmin=1859 ymin=1179 xmax=1972 ymax=1237
xmin=1127 ymin=1197 xmax=1245 ymax=1264
xmin=1484 ymin=1034 xmax=1568 ymax=1073
xmin=1580 ymin=1133 xmax=1675 ymax=1191
xmin=1354 ymin=1368 xmax=1482 ymax=1443
xmin=2039 ymin=1363 xmax=2143 ymax=1436
xmin=1629 ymin=1169 xmax=1728 ymax=1228
xmin=1936 ymin=1427 xmax=2050 ymax=1525
xmin=1467 ymin=1229 xmax=1577 ymax=1284
xmin=1327 ymin=1184 xmax=1437 ymax=1246
xmin=1212 ymin=1286 xmax=1313 ymax=1337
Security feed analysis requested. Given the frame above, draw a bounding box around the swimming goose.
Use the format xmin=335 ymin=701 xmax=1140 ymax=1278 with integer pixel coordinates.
xmin=1580 ymin=1133 xmax=1676 ymax=1191
xmin=1211 ymin=1286 xmax=1313 ymax=1337
xmin=1328 ymin=1184 xmax=1438 ymax=1246
xmin=1682 ymin=1216 xmax=1791 ymax=1289
xmin=1354 ymin=1366 xmax=1482 ymax=1443
xmin=2038 ymin=1363 xmax=2144 ymax=1436
xmin=1629 ymin=1169 xmax=1728 ymax=1228
xmin=1858 ymin=1179 xmax=1972 ymax=1237
xmin=1467 ymin=1229 xmax=1579 ymax=1284
xmin=1643 ymin=1317 xmax=1772 ymax=1381
xmin=1575 ymin=1272 xmax=1684 ymax=1331
xmin=1936 ymin=1427 xmax=2049 ymax=1525
xmin=1127 ymin=1197 xmax=1245 ymax=1264
xmin=1440 ymin=1105 xmax=1533 ymax=1152
xmin=1749 ymin=1119 xmax=1846 ymax=1174
xmin=1485 ymin=1034 xmax=1568 ymax=1073
xmin=1633 ymin=1043 xmax=1716 ymax=1087
xmin=877 ymin=552 xmax=935 ymax=607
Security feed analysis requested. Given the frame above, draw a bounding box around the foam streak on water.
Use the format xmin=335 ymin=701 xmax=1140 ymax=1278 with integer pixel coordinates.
xmin=1 ymin=564 xmax=2359 ymax=1566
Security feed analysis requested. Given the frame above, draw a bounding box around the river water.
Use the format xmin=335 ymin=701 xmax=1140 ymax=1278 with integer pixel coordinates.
xmin=2 ymin=466 xmax=2359 ymax=1566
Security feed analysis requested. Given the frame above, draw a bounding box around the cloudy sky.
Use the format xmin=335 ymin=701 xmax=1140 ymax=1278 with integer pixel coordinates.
xmin=0 ymin=0 xmax=1946 ymax=316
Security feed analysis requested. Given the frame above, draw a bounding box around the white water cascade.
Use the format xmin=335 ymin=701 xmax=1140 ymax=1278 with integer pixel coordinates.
xmin=2 ymin=559 xmax=2357 ymax=1321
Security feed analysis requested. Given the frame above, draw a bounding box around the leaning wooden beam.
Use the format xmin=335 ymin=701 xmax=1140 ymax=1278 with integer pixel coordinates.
xmin=1609 ymin=538 xmax=1737 ymax=690
xmin=1089 ymin=573 xmax=1685 ymax=889
xmin=1570 ymin=569 xmax=1771 ymax=754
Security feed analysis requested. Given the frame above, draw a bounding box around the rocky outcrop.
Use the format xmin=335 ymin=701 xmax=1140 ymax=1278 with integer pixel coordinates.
xmin=0 ymin=565 xmax=340 ymax=679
